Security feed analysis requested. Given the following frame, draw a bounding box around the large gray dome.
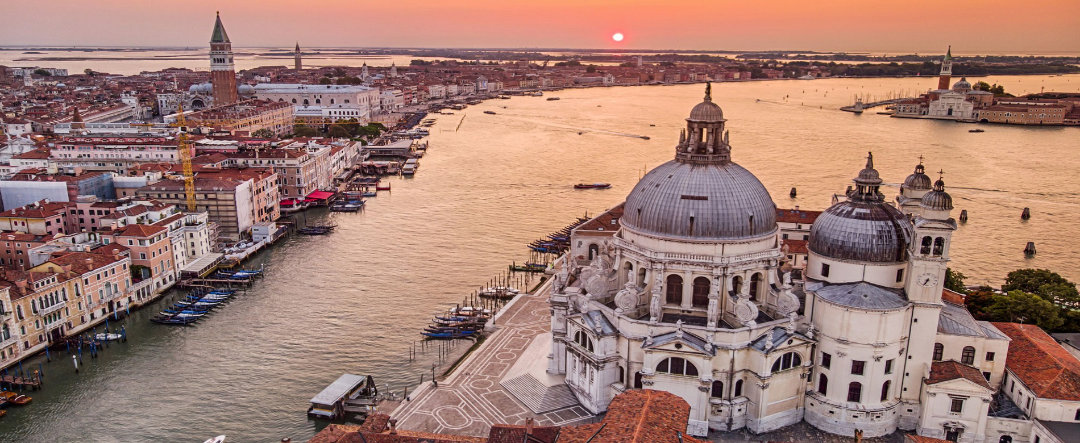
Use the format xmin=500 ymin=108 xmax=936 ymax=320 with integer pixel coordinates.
xmin=622 ymin=160 xmax=777 ymax=240
xmin=809 ymin=152 xmax=913 ymax=263
xmin=809 ymin=201 xmax=912 ymax=262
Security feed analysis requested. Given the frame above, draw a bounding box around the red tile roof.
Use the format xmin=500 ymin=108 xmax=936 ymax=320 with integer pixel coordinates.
xmin=115 ymin=224 xmax=167 ymax=238
xmin=942 ymin=288 xmax=966 ymax=305
xmin=782 ymin=239 xmax=807 ymax=254
xmin=927 ymin=360 xmax=992 ymax=390
xmin=993 ymin=322 xmax=1080 ymax=401
xmin=776 ymin=208 xmax=821 ymax=224
xmin=559 ymin=389 xmax=706 ymax=443
xmin=575 ymin=203 xmax=624 ymax=232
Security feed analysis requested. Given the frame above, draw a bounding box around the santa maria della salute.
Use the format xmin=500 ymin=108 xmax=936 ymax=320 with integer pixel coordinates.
xmin=543 ymin=84 xmax=1068 ymax=442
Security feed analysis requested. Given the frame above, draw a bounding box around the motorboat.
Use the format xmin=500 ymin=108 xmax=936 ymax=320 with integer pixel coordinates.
xmin=574 ymin=183 xmax=611 ymax=189
xmin=203 ymin=436 xmax=226 ymax=443
xmin=969 ymin=128 xmax=985 ymax=133
xmin=0 ymin=391 xmax=31 ymax=406
xmin=546 ymin=97 xmax=560 ymax=101
xmin=94 ymin=333 xmax=123 ymax=341
xmin=483 ymin=110 xmax=497 ymax=115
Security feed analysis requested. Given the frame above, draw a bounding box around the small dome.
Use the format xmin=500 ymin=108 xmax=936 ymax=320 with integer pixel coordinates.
xmin=921 ymin=179 xmax=953 ymax=211
xmin=903 ymin=164 xmax=932 ymax=190
xmin=809 ymin=153 xmax=912 ymax=263
xmin=238 ymin=84 xmax=255 ymax=95
xmin=952 ymin=77 xmax=972 ymax=92
xmin=188 ymin=82 xmax=212 ymax=93
xmin=622 ymin=160 xmax=777 ymax=240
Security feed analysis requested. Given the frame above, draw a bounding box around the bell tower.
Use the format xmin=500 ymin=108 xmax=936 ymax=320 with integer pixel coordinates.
xmin=937 ymin=46 xmax=953 ymax=90
xmin=294 ymin=42 xmax=302 ymax=70
xmin=209 ymin=12 xmax=239 ymax=106
xmin=904 ymin=174 xmax=956 ymax=303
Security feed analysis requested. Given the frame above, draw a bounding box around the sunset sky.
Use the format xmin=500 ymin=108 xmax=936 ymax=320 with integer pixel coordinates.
xmin=3 ymin=0 xmax=1078 ymax=53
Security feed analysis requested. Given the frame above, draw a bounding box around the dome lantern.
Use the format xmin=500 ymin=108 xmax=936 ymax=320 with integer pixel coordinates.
xmin=920 ymin=173 xmax=954 ymax=212
xmin=676 ymin=83 xmax=731 ymax=165
xmin=849 ymin=152 xmax=885 ymax=203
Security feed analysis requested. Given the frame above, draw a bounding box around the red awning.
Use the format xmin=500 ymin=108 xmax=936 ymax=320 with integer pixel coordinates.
xmin=306 ymin=191 xmax=335 ymax=201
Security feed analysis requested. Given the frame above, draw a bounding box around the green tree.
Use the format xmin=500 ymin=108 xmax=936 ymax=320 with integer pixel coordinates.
xmin=973 ymin=81 xmax=992 ymax=92
xmin=985 ymin=290 xmax=1063 ymax=330
xmin=292 ymin=124 xmax=317 ymax=137
xmin=586 ymin=65 xmax=597 ymax=73
xmin=251 ymin=128 xmax=275 ymax=138
xmin=84 ymin=68 xmax=95 ymax=76
xmin=963 ymin=288 xmax=995 ymax=320
xmin=318 ymin=77 xmax=333 ymax=85
xmin=327 ymin=124 xmax=350 ymax=139
xmin=33 ymin=68 xmax=52 ymax=77
xmin=1003 ymin=269 xmax=1079 ymax=307
xmin=944 ymin=268 xmax=968 ymax=294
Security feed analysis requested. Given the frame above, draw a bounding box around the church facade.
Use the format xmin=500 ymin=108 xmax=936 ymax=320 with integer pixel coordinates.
xmin=547 ymin=85 xmax=1023 ymax=442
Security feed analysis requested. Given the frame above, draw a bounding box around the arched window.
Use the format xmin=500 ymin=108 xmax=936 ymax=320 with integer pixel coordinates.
xmin=921 ymin=236 xmax=933 ymax=255
xmin=880 ymin=380 xmax=891 ymax=402
xmin=656 ymin=357 xmax=698 ymax=377
xmin=998 ymin=436 xmax=1012 ymax=443
xmin=618 ymin=366 xmax=624 ymax=384
xmin=665 ymin=275 xmax=683 ymax=305
xmin=634 ymin=371 xmax=643 ymax=389
xmin=692 ymin=277 xmax=710 ymax=308
xmin=847 ymin=382 xmax=863 ymax=402
xmin=315 ymin=99 xmax=322 ymax=104
xmin=587 ymin=244 xmax=598 ymax=260
xmin=818 ymin=374 xmax=828 ymax=395
xmin=933 ymin=343 xmax=944 ymax=361
xmin=770 ymin=352 xmax=802 ymax=372
xmin=16 ymin=305 xmax=23 ymax=321
xmin=961 ymin=346 xmax=976 ymax=365
xmin=933 ymin=237 xmax=945 ymax=256
xmin=734 ymin=380 xmax=743 ymax=397
xmin=302 ymin=99 xmax=309 ymax=105
xmin=573 ymin=330 xmax=594 ymax=353
xmin=711 ymin=380 xmax=724 ymax=398
xmin=330 ymin=98 xmax=335 ymax=104
xmin=749 ymin=273 xmax=762 ymax=301
xmin=731 ymin=275 xmax=743 ymax=295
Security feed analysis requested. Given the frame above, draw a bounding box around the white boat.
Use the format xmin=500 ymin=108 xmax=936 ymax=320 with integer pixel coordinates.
xmin=94 ymin=333 xmax=123 ymax=341
xmin=797 ymin=74 xmax=815 ymax=80
xmin=203 ymin=435 xmax=226 ymax=443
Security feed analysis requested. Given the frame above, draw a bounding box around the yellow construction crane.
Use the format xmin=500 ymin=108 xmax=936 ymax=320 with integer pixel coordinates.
xmin=172 ymin=104 xmax=197 ymax=211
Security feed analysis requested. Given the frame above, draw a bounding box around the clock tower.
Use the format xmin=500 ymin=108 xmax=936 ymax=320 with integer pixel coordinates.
xmin=898 ymin=175 xmax=956 ymax=426
xmin=904 ymin=175 xmax=956 ymax=303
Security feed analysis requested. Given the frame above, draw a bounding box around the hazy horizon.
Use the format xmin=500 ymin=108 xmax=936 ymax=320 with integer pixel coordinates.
xmin=3 ymin=0 xmax=1078 ymax=54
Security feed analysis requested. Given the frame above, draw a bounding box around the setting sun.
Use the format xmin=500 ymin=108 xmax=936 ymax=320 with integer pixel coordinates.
xmin=612 ymin=32 xmax=624 ymax=42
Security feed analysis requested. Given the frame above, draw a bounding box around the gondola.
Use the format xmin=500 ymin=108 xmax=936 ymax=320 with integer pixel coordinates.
xmin=0 ymin=391 xmax=31 ymax=406
xmin=422 ymin=330 xmax=477 ymax=339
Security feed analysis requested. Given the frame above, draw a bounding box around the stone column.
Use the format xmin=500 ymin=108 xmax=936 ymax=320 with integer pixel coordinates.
xmin=682 ymin=271 xmax=693 ymax=309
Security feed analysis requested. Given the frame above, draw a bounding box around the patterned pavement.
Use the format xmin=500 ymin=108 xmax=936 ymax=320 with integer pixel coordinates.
xmin=392 ymin=285 xmax=596 ymax=437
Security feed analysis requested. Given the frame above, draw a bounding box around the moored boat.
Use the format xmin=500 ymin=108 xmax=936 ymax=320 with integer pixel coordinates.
xmin=0 ymin=391 xmax=32 ymax=406
xmin=574 ymin=183 xmax=611 ymax=189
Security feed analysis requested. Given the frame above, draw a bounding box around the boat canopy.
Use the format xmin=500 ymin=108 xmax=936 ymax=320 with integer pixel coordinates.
xmin=310 ymin=374 xmax=367 ymax=406
xmin=305 ymin=191 xmax=335 ymax=201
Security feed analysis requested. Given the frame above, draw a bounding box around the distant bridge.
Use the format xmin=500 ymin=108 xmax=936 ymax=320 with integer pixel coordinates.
xmin=840 ymin=98 xmax=905 ymax=113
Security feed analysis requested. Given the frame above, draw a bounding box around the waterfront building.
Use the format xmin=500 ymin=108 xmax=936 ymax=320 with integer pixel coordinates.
xmin=136 ymin=168 xmax=279 ymax=242
xmin=994 ymin=323 xmax=1080 ymax=443
xmin=545 ymin=85 xmax=1028 ymax=441
xmin=0 ymin=232 xmax=48 ymax=270
xmin=252 ymin=83 xmax=380 ymax=124
xmin=106 ymin=224 xmax=175 ymax=296
xmin=183 ymin=99 xmax=294 ymax=137
xmin=209 ymin=12 xmax=239 ymax=106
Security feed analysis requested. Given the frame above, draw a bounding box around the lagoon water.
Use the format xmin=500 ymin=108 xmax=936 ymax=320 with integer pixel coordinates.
xmin=0 ymin=67 xmax=1078 ymax=442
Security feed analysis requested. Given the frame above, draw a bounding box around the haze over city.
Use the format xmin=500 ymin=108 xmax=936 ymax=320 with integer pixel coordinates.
xmin=3 ymin=0 xmax=1080 ymax=53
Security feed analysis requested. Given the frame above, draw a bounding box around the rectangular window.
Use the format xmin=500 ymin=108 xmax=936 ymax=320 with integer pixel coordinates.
xmin=983 ymin=372 xmax=991 ymax=381
xmin=896 ymin=269 xmax=904 ymax=282
xmin=986 ymin=352 xmax=995 ymax=361
xmin=821 ymin=263 xmax=830 ymax=278
xmin=851 ymin=360 xmax=865 ymax=375
xmin=821 ymin=352 xmax=832 ymax=369
xmin=885 ymin=359 xmax=893 ymax=374
xmin=950 ymin=398 xmax=964 ymax=413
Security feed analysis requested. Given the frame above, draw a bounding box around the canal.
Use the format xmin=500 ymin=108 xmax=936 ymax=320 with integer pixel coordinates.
xmin=2 ymin=75 xmax=1078 ymax=442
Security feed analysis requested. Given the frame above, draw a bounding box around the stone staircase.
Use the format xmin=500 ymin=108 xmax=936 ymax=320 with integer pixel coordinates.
xmin=501 ymin=373 xmax=579 ymax=414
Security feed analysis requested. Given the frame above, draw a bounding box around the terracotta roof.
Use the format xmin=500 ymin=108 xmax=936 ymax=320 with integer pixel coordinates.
xmin=115 ymin=224 xmax=167 ymax=237
xmin=993 ymin=322 xmax=1080 ymax=401
xmin=0 ymin=201 xmax=72 ymax=218
xmin=776 ymin=207 xmax=821 ymax=224
xmin=0 ymin=232 xmax=48 ymax=242
xmin=575 ymin=203 xmax=624 ymax=232
xmin=927 ymin=360 xmax=992 ymax=390
xmin=12 ymin=147 xmax=51 ymax=160
xmin=942 ymin=288 xmax=965 ymax=305
xmin=48 ymin=251 xmax=124 ymax=274
xmin=782 ymin=239 xmax=808 ymax=254
xmin=906 ymin=435 xmax=951 ymax=443
xmin=91 ymin=243 xmax=129 ymax=257
xmin=559 ymin=389 xmax=707 ymax=443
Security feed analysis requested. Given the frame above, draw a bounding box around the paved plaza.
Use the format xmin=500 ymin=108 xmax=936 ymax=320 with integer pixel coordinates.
xmin=392 ymin=284 xmax=597 ymax=437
